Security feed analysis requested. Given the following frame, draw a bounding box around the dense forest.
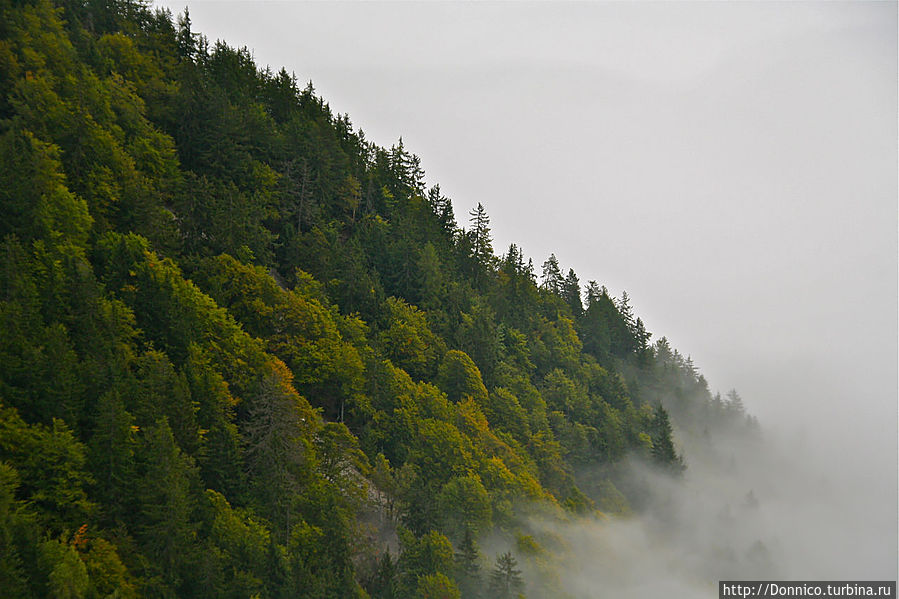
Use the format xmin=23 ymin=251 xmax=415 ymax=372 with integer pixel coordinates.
xmin=0 ymin=1 xmax=757 ymax=597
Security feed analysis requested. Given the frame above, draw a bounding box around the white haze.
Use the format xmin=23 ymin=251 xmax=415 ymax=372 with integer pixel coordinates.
xmin=154 ymin=0 xmax=898 ymax=588
xmin=514 ymin=429 xmax=895 ymax=598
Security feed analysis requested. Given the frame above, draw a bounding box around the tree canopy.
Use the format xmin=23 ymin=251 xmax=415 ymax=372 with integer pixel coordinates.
xmin=0 ymin=1 xmax=757 ymax=597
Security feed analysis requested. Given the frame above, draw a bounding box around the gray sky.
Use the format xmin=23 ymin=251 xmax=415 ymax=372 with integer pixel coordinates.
xmin=154 ymin=0 xmax=897 ymax=534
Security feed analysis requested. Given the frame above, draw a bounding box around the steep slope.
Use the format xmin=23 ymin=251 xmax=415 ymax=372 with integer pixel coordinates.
xmin=0 ymin=1 xmax=756 ymax=597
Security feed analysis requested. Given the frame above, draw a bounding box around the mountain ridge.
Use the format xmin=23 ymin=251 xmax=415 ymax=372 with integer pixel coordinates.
xmin=0 ymin=1 xmax=757 ymax=597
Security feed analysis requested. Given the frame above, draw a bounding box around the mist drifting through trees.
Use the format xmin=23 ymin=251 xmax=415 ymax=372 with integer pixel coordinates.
xmin=0 ymin=0 xmax=895 ymax=597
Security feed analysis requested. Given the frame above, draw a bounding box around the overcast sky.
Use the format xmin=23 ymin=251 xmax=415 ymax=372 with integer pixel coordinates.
xmin=153 ymin=0 xmax=897 ymax=504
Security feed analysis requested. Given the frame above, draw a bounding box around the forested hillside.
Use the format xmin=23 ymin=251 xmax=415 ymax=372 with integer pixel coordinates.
xmin=0 ymin=1 xmax=756 ymax=597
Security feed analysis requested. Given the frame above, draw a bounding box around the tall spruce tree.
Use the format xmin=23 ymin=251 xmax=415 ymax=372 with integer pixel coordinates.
xmin=469 ymin=203 xmax=493 ymax=266
xmin=488 ymin=552 xmax=524 ymax=599
xmin=562 ymin=268 xmax=583 ymax=316
xmin=454 ymin=529 xmax=483 ymax=599
xmin=541 ymin=254 xmax=563 ymax=294
xmin=650 ymin=404 xmax=684 ymax=472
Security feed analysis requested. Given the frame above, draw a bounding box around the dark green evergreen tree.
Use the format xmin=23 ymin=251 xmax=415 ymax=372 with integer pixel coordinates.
xmin=562 ymin=268 xmax=582 ymax=316
xmin=428 ymin=184 xmax=457 ymax=234
xmin=367 ymin=550 xmax=398 ymax=599
xmin=541 ymin=254 xmax=563 ymax=294
xmin=650 ymin=404 xmax=684 ymax=472
xmin=454 ymin=529 xmax=483 ymax=599
xmin=135 ymin=418 xmax=200 ymax=593
xmin=488 ymin=552 xmax=524 ymax=599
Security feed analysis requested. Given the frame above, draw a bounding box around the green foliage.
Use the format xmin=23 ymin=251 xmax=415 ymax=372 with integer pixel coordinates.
xmin=78 ymin=531 xmax=138 ymax=599
xmin=38 ymin=537 xmax=89 ymax=599
xmin=366 ymin=550 xmax=399 ymax=599
xmin=377 ymin=297 xmax=445 ymax=381
xmin=0 ymin=402 xmax=93 ymax=531
xmin=408 ymin=418 xmax=473 ymax=493
xmin=0 ymin=126 xmax=92 ymax=248
xmin=416 ymin=572 xmax=461 ymax=599
xmin=182 ymin=346 xmax=243 ymax=501
xmin=436 ymin=350 xmax=488 ymax=405
xmin=192 ymin=254 xmax=366 ymax=421
xmin=0 ymin=462 xmax=31 ymax=598
xmin=456 ymin=300 xmax=501 ymax=382
xmin=397 ymin=529 xmax=455 ymax=595
xmin=242 ymin=359 xmax=315 ymax=539
xmin=88 ymin=390 xmax=136 ymax=527
xmin=436 ymin=474 xmax=492 ymax=540
xmin=454 ymin=529 xmax=483 ymax=599
xmin=488 ymin=552 xmax=525 ymax=599
xmin=0 ymin=0 xmax=756 ymax=594
xmin=200 ymin=490 xmax=269 ymax=597
xmin=594 ymin=479 xmax=631 ymax=516
xmin=649 ymin=404 xmax=684 ymax=472
xmin=134 ymin=418 xmax=200 ymax=591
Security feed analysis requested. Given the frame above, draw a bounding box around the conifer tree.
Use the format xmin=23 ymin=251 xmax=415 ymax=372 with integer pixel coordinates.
xmin=585 ymin=281 xmax=603 ymax=307
xmin=454 ymin=529 xmax=483 ymax=599
xmin=242 ymin=360 xmax=312 ymax=539
xmin=428 ymin=185 xmax=457 ymax=234
xmin=562 ymin=268 xmax=583 ymax=316
xmin=488 ymin=551 xmax=524 ymax=599
xmin=650 ymin=405 xmax=684 ymax=472
xmin=617 ymin=290 xmax=635 ymax=332
xmin=725 ymin=389 xmax=745 ymax=416
xmin=468 ymin=202 xmax=493 ymax=266
xmin=633 ymin=317 xmax=652 ymax=364
xmin=136 ymin=418 xmax=200 ymax=591
xmin=89 ymin=391 xmax=137 ymax=527
xmin=369 ymin=550 xmax=399 ymax=599
xmin=541 ymin=254 xmax=563 ymax=294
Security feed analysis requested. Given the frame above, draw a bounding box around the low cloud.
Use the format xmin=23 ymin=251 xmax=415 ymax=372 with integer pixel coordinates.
xmin=511 ymin=414 xmax=897 ymax=598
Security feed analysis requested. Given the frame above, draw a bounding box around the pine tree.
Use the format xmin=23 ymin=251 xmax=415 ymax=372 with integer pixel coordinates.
xmin=617 ymin=290 xmax=635 ymax=332
xmin=428 ymin=185 xmax=457 ymax=234
xmin=725 ymin=389 xmax=745 ymax=416
xmin=541 ymin=254 xmax=563 ymax=294
xmin=368 ymin=550 xmax=399 ymax=599
xmin=650 ymin=405 xmax=684 ymax=472
xmin=135 ymin=418 xmax=200 ymax=590
xmin=0 ymin=463 xmax=29 ymax=597
xmin=468 ymin=203 xmax=493 ymax=266
xmin=176 ymin=8 xmax=197 ymax=59
xmin=502 ymin=243 xmax=526 ymax=276
xmin=654 ymin=336 xmax=673 ymax=364
xmin=633 ymin=317 xmax=652 ymax=364
xmin=242 ymin=360 xmax=312 ymax=540
xmin=585 ymin=281 xmax=603 ymax=307
xmin=488 ymin=552 xmax=524 ymax=599
xmin=562 ymin=268 xmax=582 ymax=316
xmin=454 ymin=529 xmax=483 ymax=599
xmin=89 ymin=391 xmax=136 ymax=527
xmin=390 ymin=138 xmax=425 ymax=200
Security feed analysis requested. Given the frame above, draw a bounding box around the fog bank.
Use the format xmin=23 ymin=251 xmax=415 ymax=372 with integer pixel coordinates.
xmin=516 ymin=410 xmax=897 ymax=598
